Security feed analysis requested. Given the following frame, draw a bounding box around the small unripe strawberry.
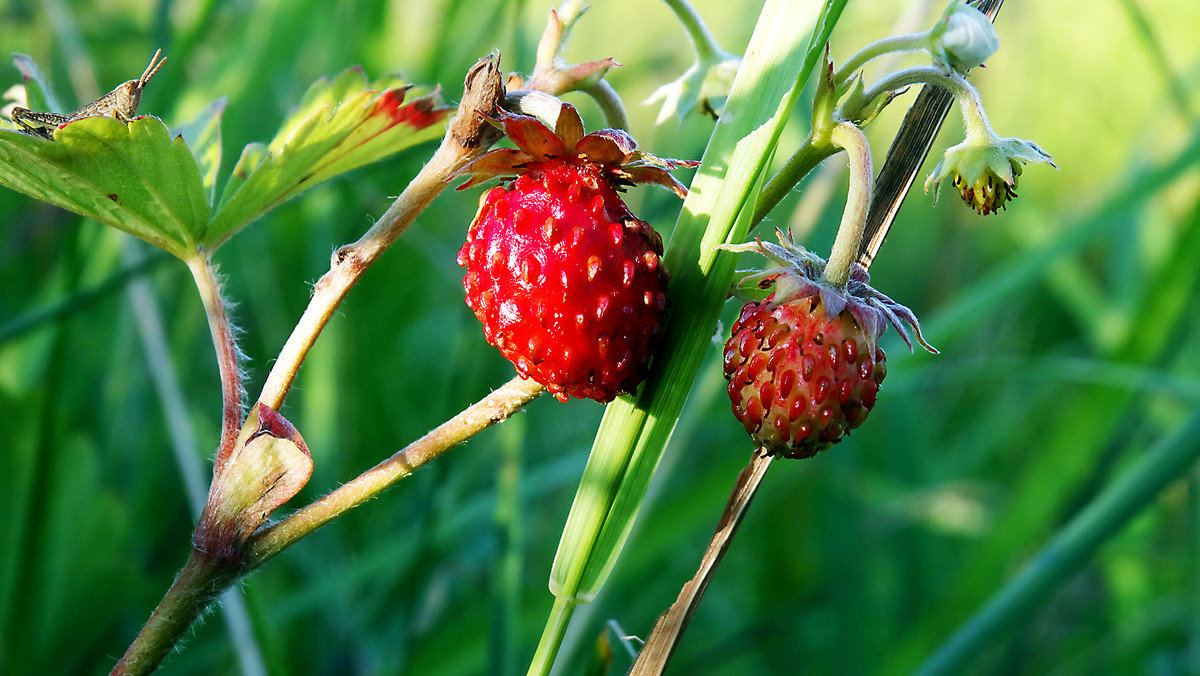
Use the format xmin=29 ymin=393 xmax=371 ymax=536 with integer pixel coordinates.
xmin=924 ymin=134 xmax=1055 ymax=216
xmin=454 ymin=104 xmax=696 ymax=402
xmin=723 ymin=232 xmax=934 ymax=458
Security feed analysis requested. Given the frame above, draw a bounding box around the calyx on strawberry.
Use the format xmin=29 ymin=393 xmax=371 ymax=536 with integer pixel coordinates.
xmin=723 ymin=231 xmax=935 ymax=458
xmin=454 ymin=103 xmax=696 ymax=402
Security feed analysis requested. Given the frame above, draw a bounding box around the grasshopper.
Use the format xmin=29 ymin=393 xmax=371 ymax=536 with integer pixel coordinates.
xmin=10 ymin=49 xmax=166 ymax=139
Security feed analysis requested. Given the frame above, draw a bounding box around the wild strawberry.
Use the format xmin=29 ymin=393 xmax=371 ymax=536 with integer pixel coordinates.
xmin=454 ymin=103 xmax=695 ymax=402
xmin=723 ymin=231 xmax=935 ymax=458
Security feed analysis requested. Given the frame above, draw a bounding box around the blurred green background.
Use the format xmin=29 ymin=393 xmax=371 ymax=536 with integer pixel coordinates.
xmin=2 ymin=0 xmax=1200 ymax=674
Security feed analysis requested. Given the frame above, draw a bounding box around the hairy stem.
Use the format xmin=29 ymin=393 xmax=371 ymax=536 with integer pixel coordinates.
xmin=111 ymin=551 xmax=239 ymax=676
xmin=248 ymin=376 xmax=545 ymax=564
xmin=112 ymin=56 xmax=506 ymax=676
xmin=823 ymin=122 xmax=873 ymax=288
xmin=129 ymin=245 xmax=266 ymax=676
xmin=753 ymin=136 xmax=838 ymax=229
xmin=186 ymin=254 xmax=243 ymax=466
xmin=583 ymin=79 xmax=630 ymax=130
xmin=856 ymin=65 xmax=992 ymax=144
xmin=114 ymin=376 xmax=542 ymax=675
xmin=255 ymin=154 xmax=457 ymax=410
xmin=257 ymin=57 xmax=504 ymax=411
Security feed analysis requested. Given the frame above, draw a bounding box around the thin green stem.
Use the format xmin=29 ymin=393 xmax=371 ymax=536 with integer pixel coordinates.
xmin=832 ymin=32 xmax=930 ymax=86
xmin=247 ymin=376 xmax=545 ymax=564
xmin=662 ymin=0 xmax=724 ymax=60
xmin=753 ymin=136 xmax=839 ymax=229
xmin=527 ymin=596 xmax=578 ymax=676
xmin=111 ymin=551 xmax=239 ymax=676
xmin=915 ymin=411 xmax=1200 ymax=676
xmin=823 ymin=122 xmax=872 ymax=287
xmin=583 ymin=80 xmax=630 ymax=130
xmin=855 ymin=65 xmax=992 ymax=144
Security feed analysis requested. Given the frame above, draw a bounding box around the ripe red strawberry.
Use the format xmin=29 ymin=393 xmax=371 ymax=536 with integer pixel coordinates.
xmin=723 ymin=231 xmax=934 ymax=458
xmin=454 ymin=103 xmax=695 ymax=402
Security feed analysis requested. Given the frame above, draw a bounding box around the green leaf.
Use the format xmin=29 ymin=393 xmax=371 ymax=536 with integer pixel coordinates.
xmin=547 ymin=0 xmax=849 ymax=603
xmin=217 ymin=142 xmax=269 ymax=211
xmin=203 ymin=67 xmax=449 ymax=249
xmin=174 ymin=97 xmax=227 ymax=206
xmin=0 ymin=116 xmax=209 ymax=258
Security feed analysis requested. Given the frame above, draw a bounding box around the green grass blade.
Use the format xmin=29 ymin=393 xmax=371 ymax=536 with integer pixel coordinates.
xmin=914 ymin=411 xmax=1200 ymax=676
xmin=547 ymin=0 xmax=848 ymax=605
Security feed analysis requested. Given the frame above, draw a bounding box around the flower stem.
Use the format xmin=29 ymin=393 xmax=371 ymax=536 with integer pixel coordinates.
xmin=833 ymin=32 xmax=930 ymax=86
xmin=856 ymin=65 xmax=993 ymax=144
xmin=527 ymin=595 xmax=578 ymax=676
xmin=662 ymin=0 xmax=724 ymax=61
xmin=753 ymin=135 xmax=839 ymax=228
xmin=110 ymin=551 xmax=239 ymax=676
xmin=583 ymin=79 xmax=630 ymax=130
xmin=247 ymin=376 xmax=545 ymax=564
xmin=254 ymin=152 xmax=460 ymax=410
xmin=630 ymin=450 xmax=774 ymax=675
xmin=823 ymin=122 xmax=873 ymax=288
xmin=185 ymin=254 xmax=243 ymax=468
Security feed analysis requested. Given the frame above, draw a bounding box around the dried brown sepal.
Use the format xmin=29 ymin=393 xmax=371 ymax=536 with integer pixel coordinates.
xmin=452 ymin=103 xmax=698 ymax=198
xmin=449 ymin=53 xmax=506 ymax=150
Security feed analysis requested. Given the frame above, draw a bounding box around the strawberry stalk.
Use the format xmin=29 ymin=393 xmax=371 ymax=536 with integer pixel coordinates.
xmin=114 ymin=55 xmax=513 ymax=676
xmin=822 ymin=121 xmax=873 ymax=288
xmin=246 ymin=376 xmax=545 ymax=563
xmin=258 ymin=56 xmax=505 ymax=411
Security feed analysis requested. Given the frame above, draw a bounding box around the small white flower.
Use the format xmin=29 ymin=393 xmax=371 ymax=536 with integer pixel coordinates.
xmin=925 ymin=136 xmax=1055 ymax=215
xmin=645 ymin=52 xmax=740 ymax=125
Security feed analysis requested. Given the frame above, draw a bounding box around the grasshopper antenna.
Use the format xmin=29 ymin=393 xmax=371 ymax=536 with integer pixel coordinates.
xmin=138 ymin=50 xmax=166 ymax=90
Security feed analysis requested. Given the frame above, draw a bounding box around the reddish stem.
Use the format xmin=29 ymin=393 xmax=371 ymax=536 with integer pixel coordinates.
xmin=186 ymin=255 xmax=243 ymax=467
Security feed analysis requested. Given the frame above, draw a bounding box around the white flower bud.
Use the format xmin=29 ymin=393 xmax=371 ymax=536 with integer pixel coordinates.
xmin=931 ymin=2 xmax=999 ymax=72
